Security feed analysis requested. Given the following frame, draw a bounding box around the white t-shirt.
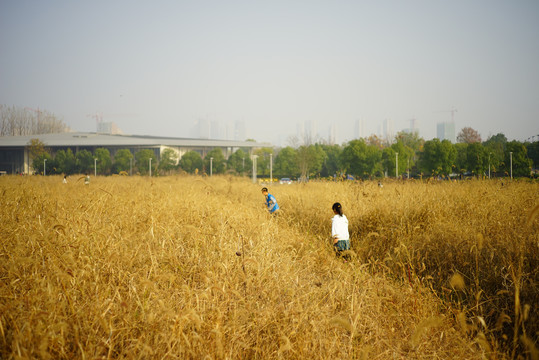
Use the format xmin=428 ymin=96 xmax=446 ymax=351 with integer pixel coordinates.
xmin=331 ymin=214 xmax=349 ymax=241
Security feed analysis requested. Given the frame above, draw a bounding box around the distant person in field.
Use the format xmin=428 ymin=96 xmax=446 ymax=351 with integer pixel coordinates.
xmin=84 ymin=174 xmax=90 ymax=185
xmin=63 ymin=175 xmax=67 ymax=184
xmin=261 ymin=187 xmax=279 ymax=215
xmin=331 ymin=202 xmax=350 ymax=259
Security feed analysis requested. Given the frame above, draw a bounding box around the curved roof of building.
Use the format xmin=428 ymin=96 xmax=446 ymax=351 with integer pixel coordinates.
xmin=0 ymin=132 xmax=271 ymax=148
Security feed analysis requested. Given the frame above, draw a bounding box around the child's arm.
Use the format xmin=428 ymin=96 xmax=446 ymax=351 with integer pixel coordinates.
xmin=267 ymin=196 xmax=277 ymax=211
xmin=331 ymin=219 xmax=339 ymax=244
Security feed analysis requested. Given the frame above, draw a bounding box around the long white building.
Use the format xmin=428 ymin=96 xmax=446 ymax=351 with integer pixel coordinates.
xmin=0 ymin=132 xmax=270 ymax=174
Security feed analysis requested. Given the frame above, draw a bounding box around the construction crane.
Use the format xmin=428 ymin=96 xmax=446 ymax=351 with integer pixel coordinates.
xmin=87 ymin=112 xmax=103 ymax=132
xmin=87 ymin=112 xmax=132 ymax=134
xmin=436 ymin=108 xmax=458 ymax=122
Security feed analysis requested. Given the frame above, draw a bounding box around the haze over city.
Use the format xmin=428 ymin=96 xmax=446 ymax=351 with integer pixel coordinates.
xmin=1 ymin=0 xmax=538 ymax=145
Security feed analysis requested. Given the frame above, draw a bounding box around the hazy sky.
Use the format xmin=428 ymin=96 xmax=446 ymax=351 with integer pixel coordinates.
xmin=1 ymin=1 xmax=538 ymax=145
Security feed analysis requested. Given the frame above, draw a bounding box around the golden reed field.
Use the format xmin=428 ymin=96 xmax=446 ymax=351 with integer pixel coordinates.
xmin=1 ymin=175 xmax=537 ymax=359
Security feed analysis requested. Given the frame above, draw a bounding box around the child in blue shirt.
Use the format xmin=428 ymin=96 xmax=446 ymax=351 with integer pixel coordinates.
xmin=261 ymin=187 xmax=279 ymax=215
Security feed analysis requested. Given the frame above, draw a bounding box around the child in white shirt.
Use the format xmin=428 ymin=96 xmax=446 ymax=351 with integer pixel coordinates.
xmin=332 ymin=202 xmax=350 ymax=258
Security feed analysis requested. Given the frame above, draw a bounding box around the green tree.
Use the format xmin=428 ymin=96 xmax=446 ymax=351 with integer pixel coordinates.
xmin=158 ymin=148 xmax=178 ymax=174
xmin=525 ymin=141 xmax=539 ymax=172
xmin=381 ymin=148 xmax=396 ymax=177
xmin=95 ymin=148 xmax=112 ymax=175
xmin=33 ymin=152 xmax=52 ymax=175
xmin=254 ymin=147 xmax=274 ymax=177
xmin=319 ymin=144 xmax=342 ymax=177
xmin=28 ymin=139 xmax=49 ymax=173
xmin=112 ymin=149 xmax=134 ymax=174
xmin=204 ymin=148 xmax=226 ymax=174
xmin=382 ymin=140 xmax=414 ymax=177
xmin=340 ymin=139 xmax=382 ymax=179
xmin=178 ymin=151 xmax=203 ymax=174
xmin=365 ymin=134 xmax=384 ymax=150
xmin=227 ymin=149 xmax=251 ymax=175
xmin=503 ymin=141 xmax=532 ymax=177
xmin=55 ymin=148 xmax=76 ymax=175
xmin=76 ymin=149 xmax=94 ymax=174
xmin=466 ymin=142 xmax=488 ymax=176
xmin=296 ymin=144 xmax=326 ymax=181
xmin=440 ymin=140 xmax=456 ymax=176
xmin=45 ymin=155 xmax=59 ymax=175
xmin=28 ymin=138 xmax=47 ymax=160
xmin=396 ymin=141 xmax=414 ymax=175
xmin=454 ymin=142 xmax=468 ymax=175
xmin=394 ymin=131 xmax=423 ymax=176
xmin=395 ymin=131 xmax=424 ymax=154
xmin=484 ymin=133 xmax=507 ymax=145
xmin=135 ymin=149 xmax=157 ymax=175
xmin=483 ymin=133 xmax=506 ymax=175
xmin=274 ymin=147 xmax=299 ymax=178
xmin=418 ymin=139 xmax=456 ymax=177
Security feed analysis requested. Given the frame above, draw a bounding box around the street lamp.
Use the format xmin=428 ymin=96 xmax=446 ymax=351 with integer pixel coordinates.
xmin=43 ymin=158 xmax=47 ymax=176
xmin=130 ymin=158 xmax=132 ymax=176
xmin=270 ymin=153 xmax=273 ymax=183
xmin=395 ymin=152 xmax=399 ymax=179
xmin=94 ymin=158 xmax=97 ymax=177
xmin=252 ymin=155 xmax=258 ymax=184
xmin=149 ymin=158 xmax=152 ymax=177
xmin=488 ymin=153 xmax=491 ymax=179
xmin=509 ymin=151 xmax=513 ymax=180
xmin=210 ymin=157 xmax=213 ymax=176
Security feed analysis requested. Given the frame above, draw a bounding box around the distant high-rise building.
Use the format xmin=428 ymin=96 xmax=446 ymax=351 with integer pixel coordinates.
xmin=296 ymin=120 xmax=321 ymax=144
xmin=296 ymin=122 xmax=305 ymax=144
xmin=437 ymin=122 xmax=455 ymax=142
xmin=210 ymin=120 xmax=222 ymax=139
xmin=191 ymin=118 xmax=210 ymax=139
xmin=305 ymin=120 xmax=317 ymax=144
xmin=404 ymin=118 xmax=419 ymax=135
xmin=383 ymin=118 xmax=393 ymax=143
xmin=328 ymin=123 xmax=336 ymax=145
xmin=97 ymin=121 xmax=122 ymax=135
xmin=354 ymin=119 xmax=364 ymax=139
xmin=409 ymin=118 xmax=417 ymax=133
xmin=234 ymin=121 xmax=246 ymax=141
xmin=224 ymin=122 xmax=233 ymax=140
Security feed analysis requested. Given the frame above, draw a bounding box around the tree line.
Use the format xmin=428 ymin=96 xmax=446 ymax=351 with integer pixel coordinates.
xmin=1 ymin=105 xmax=69 ymax=136
xmin=261 ymin=130 xmax=537 ymax=179
xmin=29 ymin=140 xmax=244 ymax=176
xmin=30 ymin=141 xmax=165 ymax=176
xmin=28 ymin=129 xmax=538 ymax=179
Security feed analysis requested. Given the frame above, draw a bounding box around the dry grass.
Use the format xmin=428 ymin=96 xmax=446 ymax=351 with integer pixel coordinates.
xmin=278 ymin=178 xmax=538 ymax=359
xmin=0 ymin=175 xmax=536 ymax=359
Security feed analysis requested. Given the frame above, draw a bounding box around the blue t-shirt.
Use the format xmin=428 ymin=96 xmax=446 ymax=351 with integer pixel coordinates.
xmin=266 ymin=193 xmax=279 ymax=213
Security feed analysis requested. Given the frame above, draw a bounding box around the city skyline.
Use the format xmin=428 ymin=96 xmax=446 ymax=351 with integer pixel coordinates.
xmin=1 ymin=1 xmax=538 ymax=145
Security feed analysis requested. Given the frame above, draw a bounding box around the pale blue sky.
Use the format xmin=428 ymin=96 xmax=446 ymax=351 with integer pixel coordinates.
xmin=1 ymin=0 xmax=538 ymax=145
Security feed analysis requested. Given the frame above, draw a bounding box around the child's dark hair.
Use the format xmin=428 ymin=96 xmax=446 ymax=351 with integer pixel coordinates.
xmin=261 ymin=187 xmax=268 ymax=192
xmin=332 ymin=202 xmax=343 ymax=216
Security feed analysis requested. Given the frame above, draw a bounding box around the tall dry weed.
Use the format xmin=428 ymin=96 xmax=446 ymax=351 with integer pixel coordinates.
xmin=2 ymin=175 xmax=534 ymax=358
xmin=277 ymin=178 xmax=538 ymax=357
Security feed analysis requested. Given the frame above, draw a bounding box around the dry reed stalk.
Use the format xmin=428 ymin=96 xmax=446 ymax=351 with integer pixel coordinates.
xmin=1 ymin=175 xmax=535 ymax=358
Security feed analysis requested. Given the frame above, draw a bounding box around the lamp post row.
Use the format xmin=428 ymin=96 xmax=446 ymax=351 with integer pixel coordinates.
xmin=39 ymin=149 xmax=519 ymax=180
